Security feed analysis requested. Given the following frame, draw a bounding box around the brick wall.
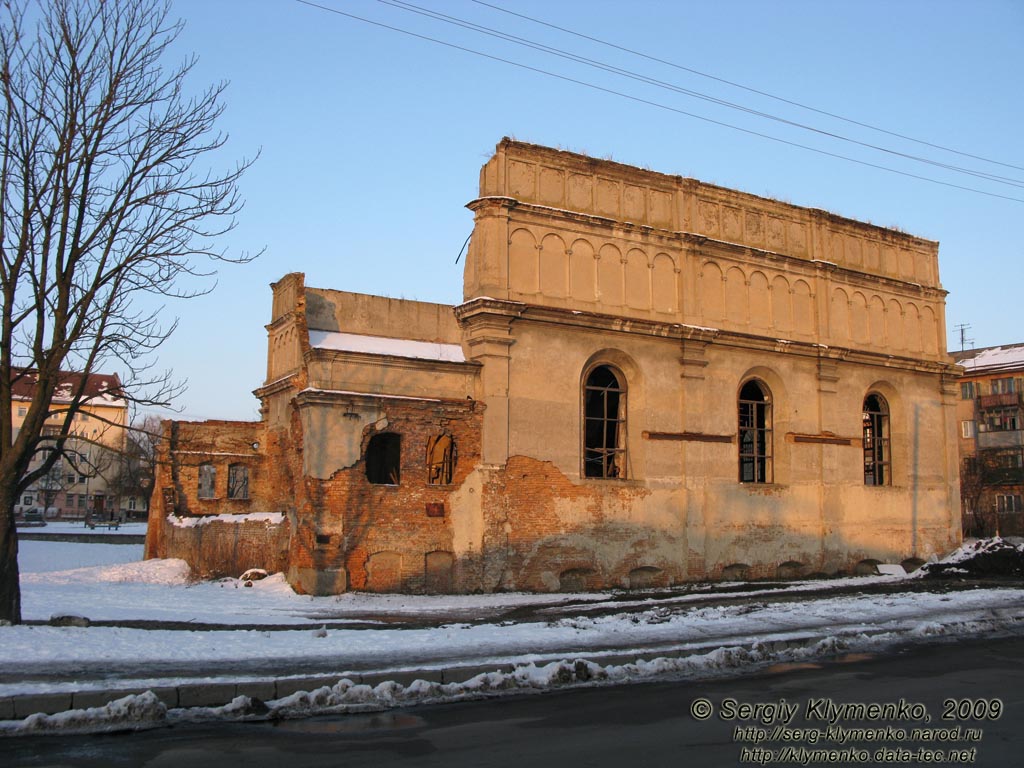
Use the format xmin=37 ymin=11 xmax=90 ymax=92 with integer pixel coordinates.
xmin=285 ymin=396 xmax=484 ymax=593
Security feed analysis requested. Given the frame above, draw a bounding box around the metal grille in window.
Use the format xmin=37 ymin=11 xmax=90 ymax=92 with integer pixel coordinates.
xmin=197 ymin=463 xmax=216 ymax=499
xmin=426 ymin=434 xmax=456 ymax=485
xmin=863 ymin=394 xmax=891 ymax=486
xmin=228 ymin=464 xmax=249 ymax=500
xmin=738 ymin=380 xmax=772 ymax=483
xmin=583 ymin=365 xmax=626 ymax=479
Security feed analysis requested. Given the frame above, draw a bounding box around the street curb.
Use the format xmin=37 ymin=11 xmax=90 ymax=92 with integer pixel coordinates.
xmin=0 ymin=633 xmax=831 ymax=723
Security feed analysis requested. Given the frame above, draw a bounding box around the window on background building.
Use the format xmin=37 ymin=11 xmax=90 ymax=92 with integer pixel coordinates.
xmin=583 ymin=365 xmax=627 ymax=479
xmin=960 ymin=381 xmax=976 ymax=400
xmin=992 ymin=451 xmax=1024 ymax=469
xmin=961 ymin=420 xmax=977 ymax=439
xmin=984 ymin=408 xmax=1020 ymax=432
xmin=22 ymin=494 xmax=32 ymax=506
xmin=128 ymin=497 xmax=137 ymax=511
xmin=197 ymin=463 xmax=216 ymax=499
xmin=366 ymin=433 xmax=401 ymax=485
xmin=863 ymin=394 xmax=891 ymax=486
xmin=426 ymin=434 xmax=456 ymax=485
xmin=991 ymin=378 xmax=1016 ymax=395
xmin=228 ymin=464 xmax=249 ymax=500
xmin=738 ymin=380 xmax=772 ymax=483
xmin=17 ymin=406 xmax=26 ymax=417
xmin=996 ymin=494 xmax=1023 ymax=514
xmin=77 ymin=494 xmax=86 ymax=508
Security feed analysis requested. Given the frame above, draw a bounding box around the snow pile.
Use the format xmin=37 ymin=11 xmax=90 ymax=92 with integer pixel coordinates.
xmin=169 ymin=512 xmax=284 ymax=528
xmin=12 ymin=691 xmax=167 ymax=735
xmin=20 ymin=558 xmax=192 ymax=586
xmin=920 ymin=537 xmax=1024 ymax=578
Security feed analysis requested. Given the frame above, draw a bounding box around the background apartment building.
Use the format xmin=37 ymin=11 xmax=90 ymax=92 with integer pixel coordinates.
xmin=11 ymin=371 xmax=144 ymax=521
xmin=953 ymin=344 xmax=1024 ymax=536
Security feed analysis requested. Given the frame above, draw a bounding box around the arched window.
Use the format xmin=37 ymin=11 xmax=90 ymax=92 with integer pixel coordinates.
xmin=738 ymin=380 xmax=772 ymax=483
xmin=366 ymin=433 xmax=401 ymax=485
xmin=863 ymin=394 xmax=891 ymax=486
xmin=197 ymin=463 xmax=216 ymax=499
xmin=583 ymin=365 xmax=627 ymax=478
xmin=426 ymin=434 xmax=456 ymax=485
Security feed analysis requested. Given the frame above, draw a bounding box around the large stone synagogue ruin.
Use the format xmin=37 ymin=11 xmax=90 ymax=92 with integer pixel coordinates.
xmin=145 ymin=139 xmax=962 ymax=594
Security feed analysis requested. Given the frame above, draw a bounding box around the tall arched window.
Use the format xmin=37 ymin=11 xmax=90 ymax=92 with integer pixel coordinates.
xmin=738 ymin=380 xmax=772 ymax=483
xmin=583 ymin=365 xmax=627 ymax=479
xmin=863 ymin=394 xmax=891 ymax=485
xmin=426 ymin=434 xmax=456 ymax=485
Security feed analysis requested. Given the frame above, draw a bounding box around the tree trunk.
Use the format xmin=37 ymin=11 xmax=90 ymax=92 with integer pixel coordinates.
xmin=0 ymin=488 xmax=21 ymax=624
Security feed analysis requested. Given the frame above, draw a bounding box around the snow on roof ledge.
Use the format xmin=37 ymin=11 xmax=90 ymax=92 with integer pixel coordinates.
xmin=308 ymin=330 xmax=466 ymax=363
xmin=169 ymin=512 xmax=284 ymax=528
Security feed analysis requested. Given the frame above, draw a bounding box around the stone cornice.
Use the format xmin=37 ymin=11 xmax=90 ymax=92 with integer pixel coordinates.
xmin=457 ymin=299 xmax=959 ymax=376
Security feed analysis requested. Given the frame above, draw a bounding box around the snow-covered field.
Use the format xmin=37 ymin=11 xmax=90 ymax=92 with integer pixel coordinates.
xmin=4 ymin=536 xmax=1024 ymax=735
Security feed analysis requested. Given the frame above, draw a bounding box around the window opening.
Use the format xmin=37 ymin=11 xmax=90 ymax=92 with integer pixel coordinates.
xmin=960 ymin=381 xmax=976 ymax=400
xmin=228 ymin=464 xmax=249 ymax=500
xmin=583 ymin=365 xmax=626 ymax=478
xmin=426 ymin=434 xmax=456 ymax=485
xmin=863 ymin=394 xmax=891 ymax=486
xmin=991 ymin=378 xmax=1016 ymax=395
xmin=366 ymin=433 xmax=401 ymax=485
xmin=996 ymin=494 xmax=1023 ymax=514
xmin=738 ymin=380 xmax=772 ymax=483
xmin=197 ymin=462 xmax=216 ymax=499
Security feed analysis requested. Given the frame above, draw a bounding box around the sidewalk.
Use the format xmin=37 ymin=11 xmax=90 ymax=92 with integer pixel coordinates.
xmin=4 ymin=574 xmax=1024 ymax=726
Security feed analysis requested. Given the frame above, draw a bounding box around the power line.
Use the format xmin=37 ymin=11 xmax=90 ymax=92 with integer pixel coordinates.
xmin=379 ymin=0 xmax=1024 ymax=189
xmin=471 ymin=0 xmax=1024 ymax=175
xmin=293 ymin=0 xmax=1024 ymax=204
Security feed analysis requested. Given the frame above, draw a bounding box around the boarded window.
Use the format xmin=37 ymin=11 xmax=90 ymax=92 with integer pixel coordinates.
xmin=228 ymin=464 xmax=249 ymax=500
xmin=197 ymin=463 xmax=216 ymax=499
xmin=863 ymin=394 xmax=891 ymax=486
xmin=583 ymin=365 xmax=627 ymax=478
xmin=366 ymin=433 xmax=401 ymax=485
xmin=424 ymin=550 xmax=454 ymax=593
xmin=738 ymin=380 xmax=772 ymax=483
xmin=366 ymin=551 xmax=403 ymax=592
xmin=426 ymin=434 xmax=456 ymax=485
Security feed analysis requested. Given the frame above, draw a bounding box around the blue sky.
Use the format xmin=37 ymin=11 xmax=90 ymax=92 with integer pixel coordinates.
xmin=155 ymin=0 xmax=1024 ymax=420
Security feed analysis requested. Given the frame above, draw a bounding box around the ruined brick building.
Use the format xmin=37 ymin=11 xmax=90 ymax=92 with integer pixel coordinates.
xmin=145 ymin=139 xmax=962 ymax=593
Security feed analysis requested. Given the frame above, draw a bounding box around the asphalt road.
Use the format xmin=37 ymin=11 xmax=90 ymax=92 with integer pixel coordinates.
xmin=10 ymin=634 xmax=1024 ymax=768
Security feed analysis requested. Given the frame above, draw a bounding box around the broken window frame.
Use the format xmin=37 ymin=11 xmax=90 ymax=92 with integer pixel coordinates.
xmin=197 ymin=462 xmax=216 ymax=499
xmin=227 ymin=463 xmax=249 ymax=500
xmin=863 ymin=393 xmax=891 ymax=486
xmin=582 ymin=364 xmax=627 ymax=479
xmin=738 ymin=379 xmax=772 ymax=483
xmin=426 ymin=433 xmax=457 ymax=485
xmin=366 ymin=432 xmax=402 ymax=486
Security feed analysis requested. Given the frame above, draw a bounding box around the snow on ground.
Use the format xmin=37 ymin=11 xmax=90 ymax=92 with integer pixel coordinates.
xmin=20 ymin=521 xmax=148 ymax=537
xmin=3 ymin=536 xmax=1024 ymax=735
xmin=19 ymin=539 xmax=144 ymax=573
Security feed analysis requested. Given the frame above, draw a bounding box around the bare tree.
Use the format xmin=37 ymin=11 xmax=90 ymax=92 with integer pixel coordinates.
xmin=0 ymin=0 xmax=256 ymax=623
xmin=106 ymin=413 xmax=162 ymax=520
